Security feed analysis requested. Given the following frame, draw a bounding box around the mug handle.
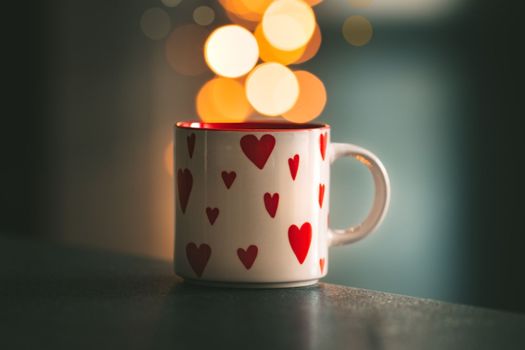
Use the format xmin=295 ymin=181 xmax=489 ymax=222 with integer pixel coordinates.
xmin=328 ymin=143 xmax=391 ymax=247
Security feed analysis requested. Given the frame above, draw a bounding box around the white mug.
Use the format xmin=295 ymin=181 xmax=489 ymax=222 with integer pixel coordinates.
xmin=174 ymin=121 xmax=390 ymax=288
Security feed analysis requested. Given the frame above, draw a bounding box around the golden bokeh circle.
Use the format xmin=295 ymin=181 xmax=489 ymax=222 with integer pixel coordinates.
xmin=205 ymin=25 xmax=259 ymax=78
xmin=283 ymin=70 xmax=327 ymax=123
xmin=294 ymin=24 xmax=322 ymax=65
xmin=243 ymin=0 xmax=274 ymax=17
xmin=219 ymin=0 xmax=260 ymax=22
xmin=197 ymin=77 xmax=253 ymax=122
xmin=262 ymin=0 xmax=316 ymax=51
xmin=245 ymin=63 xmax=299 ymax=116
xmin=224 ymin=7 xmax=258 ymax=30
xmin=342 ymin=15 xmax=373 ymax=47
xmin=254 ymin=24 xmax=305 ymax=65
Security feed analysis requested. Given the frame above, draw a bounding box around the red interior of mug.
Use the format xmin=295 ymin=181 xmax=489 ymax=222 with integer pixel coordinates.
xmin=176 ymin=121 xmax=329 ymax=131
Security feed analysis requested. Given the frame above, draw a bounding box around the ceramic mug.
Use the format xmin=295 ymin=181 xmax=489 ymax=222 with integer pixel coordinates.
xmin=174 ymin=121 xmax=390 ymax=288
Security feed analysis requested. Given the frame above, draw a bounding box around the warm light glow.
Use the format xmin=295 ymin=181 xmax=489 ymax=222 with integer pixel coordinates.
xmin=262 ymin=0 xmax=316 ymax=51
xmin=140 ymin=8 xmax=170 ymax=40
xmin=304 ymin=0 xmax=323 ymax=6
xmin=197 ymin=80 xmax=220 ymax=122
xmin=243 ymin=0 xmax=274 ymax=17
xmin=294 ymin=24 xmax=321 ymax=65
xmin=342 ymin=15 xmax=373 ymax=47
xmin=218 ymin=0 xmax=272 ymax=28
xmin=164 ymin=142 xmax=174 ymax=177
xmin=165 ymin=24 xmax=209 ymax=76
xmin=197 ymin=77 xmax=253 ymax=122
xmin=246 ymin=63 xmax=299 ymax=116
xmin=193 ymin=6 xmax=215 ymax=26
xmin=224 ymin=7 xmax=258 ymax=30
xmin=283 ymin=71 xmax=327 ymax=123
xmin=194 ymin=0 xmax=326 ymax=124
xmin=219 ymin=0 xmax=259 ymax=21
xmin=254 ymin=24 xmax=305 ymax=65
xmin=205 ymin=25 xmax=259 ymax=78
xmin=355 ymin=155 xmax=372 ymax=167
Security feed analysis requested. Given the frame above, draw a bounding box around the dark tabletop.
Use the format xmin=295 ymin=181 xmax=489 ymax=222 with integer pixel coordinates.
xmin=0 ymin=236 xmax=523 ymax=350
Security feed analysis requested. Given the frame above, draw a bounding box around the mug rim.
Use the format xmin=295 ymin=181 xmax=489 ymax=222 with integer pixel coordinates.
xmin=176 ymin=121 xmax=330 ymax=132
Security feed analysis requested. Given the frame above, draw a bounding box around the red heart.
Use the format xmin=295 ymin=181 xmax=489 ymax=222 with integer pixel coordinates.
xmin=264 ymin=193 xmax=279 ymax=218
xmin=240 ymin=134 xmax=276 ymax=170
xmin=187 ymin=133 xmax=196 ymax=158
xmin=237 ymin=245 xmax=258 ymax=270
xmin=319 ymin=258 xmax=326 ymax=273
xmin=221 ymin=171 xmax=236 ymax=189
xmin=288 ymin=154 xmax=300 ymax=180
xmin=186 ymin=243 xmax=211 ymax=277
xmin=177 ymin=168 xmax=193 ymax=213
xmin=319 ymin=184 xmax=325 ymax=208
xmin=288 ymin=222 xmax=312 ymax=264
xmin=206 ymin=207 xmax=219 ymax=225
xmin=319 ymin=132 xmax=327 ymax=160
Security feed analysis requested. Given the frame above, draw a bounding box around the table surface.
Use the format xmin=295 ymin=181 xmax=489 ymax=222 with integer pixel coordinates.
xmin=1 ymin=237 xmax=523 ymax=350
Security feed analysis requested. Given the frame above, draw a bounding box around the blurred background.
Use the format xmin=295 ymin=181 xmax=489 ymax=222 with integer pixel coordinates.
xmin=2 ymin=0 xmax=524 ymax=312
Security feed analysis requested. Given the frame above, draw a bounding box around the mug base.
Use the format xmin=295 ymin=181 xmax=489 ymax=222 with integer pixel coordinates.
xmin=183 ymin=278 xmax=319 ymax=289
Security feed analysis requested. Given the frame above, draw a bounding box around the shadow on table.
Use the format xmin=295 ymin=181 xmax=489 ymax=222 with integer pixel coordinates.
xmin=151 ymin=282 xmax=384 ymax=350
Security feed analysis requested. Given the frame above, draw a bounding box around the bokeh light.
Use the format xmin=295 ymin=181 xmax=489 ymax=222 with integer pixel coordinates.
xmin=193 ymin=6 xmax=215 ymax=26
xmin=197 ymin=77 xmax=253 ymax=122
xmin=246 ymin=63 xmax=299 ymax=116
xmin=224 ymin=7 xmax=258 ymax=30
xmin=219 ymin=0 xmax=259 ymax=21
xmin=282 ymin=70 xmax=327 ymax=123
xmin=161 ymin=0 xmax=182 ymax=7
xmin=205 ymin=25 xmax=259 ymax=78
xmin=194 ymin=0 xmax=326 ymax=123
xmin=243 ymin=0 xmax=274 ymax=17
xmin=342 ymin=15 xmax=373 ymax=47
xmin=165 ymin=24 xmax=209 ymax=76
xmin=164 ymin=142 xmax=174 ymax=177
xmin=348 ymin=0 xmax=373 ymax=8
xmin=304 ymin=0 xmax=324 ymax=6
xmin=294 ymin=24 xmax=322 ymax=64
xmin=262 ymin=0 xmax=316 ymax=51
xmin=140 ymin=8 xmax=170 ymax=40
xmin=255 ymin=24 xmax=305 ymax=65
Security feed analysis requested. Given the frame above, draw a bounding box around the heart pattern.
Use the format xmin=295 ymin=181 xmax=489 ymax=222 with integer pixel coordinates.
xmin=240 ymin=134 xmax=276 ymax=170
xmin=177 ymin=168 xmax=193 ymax=213
xmin=237 ymin=245 xmax=258 ymax=270
xmin=320 ymin=132 xmax=327 ymax=160
xmin=288 ymin=154 xmax=300 ymax=180
xmin=288 ymin=222 xmax=312 ymax=264
xmin=206 ymin=207 xmax=219 ymax=225
xmin=178 ymin=130 xmax=329 ymax=278
xmin=264 ymin=193 xmax=279 ymax=218
xmin=187 ymin=133 xmax=196 ymax=158
xmin=221 ymin=171 xmax=236 ymax=189
xmin=319 ymin=258 xmax=325 ymax=273
xmin=186 ymin=243 xmax=211 ymax=277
